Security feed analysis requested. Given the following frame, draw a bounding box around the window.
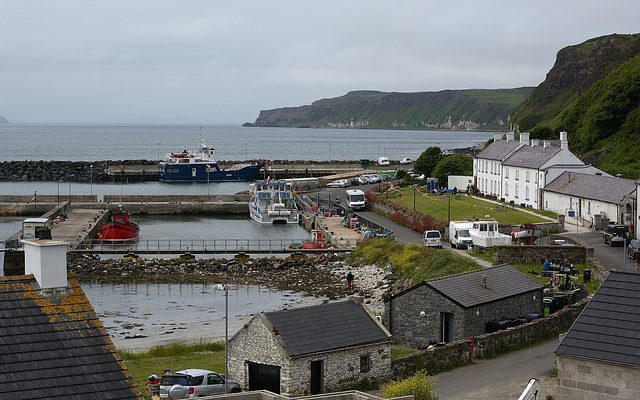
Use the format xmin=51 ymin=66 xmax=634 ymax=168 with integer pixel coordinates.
xmin=525 ymin=186 xmax=530 ymax=201
xmin=515 ymin=170 xmax=519 ymax=180
xmin=505 ymin=168 xmax=509 ymax=179
xmin=360 ymin=355 xmax=371 ymax=373
xmin=505 ymin=182 xmax=509 ymax=196
xmin=526 ymin=171 xmax=530 ymax=182
xmin=515 ymin=183 xmax=519 ymax=198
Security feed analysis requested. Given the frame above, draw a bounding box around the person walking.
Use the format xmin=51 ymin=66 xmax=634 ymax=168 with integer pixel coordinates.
xmin=346 ymin=271 xmax=354 ymax=288
xmin=634 ymin=249 xmax=640 ymax=270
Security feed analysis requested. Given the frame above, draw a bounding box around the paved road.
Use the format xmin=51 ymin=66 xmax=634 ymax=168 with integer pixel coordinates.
xmin=434 ymin=338 xmax=559 ymax=399
xmin=561 ymin=228 xmax=633 ymax=271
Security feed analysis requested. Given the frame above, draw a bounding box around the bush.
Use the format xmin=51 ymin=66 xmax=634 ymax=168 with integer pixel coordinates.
xmin=380 ymin=370 xmax=437 ymax=400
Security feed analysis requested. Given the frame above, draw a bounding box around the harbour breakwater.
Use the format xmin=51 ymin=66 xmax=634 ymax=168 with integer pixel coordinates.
xmin=68 ymin=253 xmax=405 ymax=311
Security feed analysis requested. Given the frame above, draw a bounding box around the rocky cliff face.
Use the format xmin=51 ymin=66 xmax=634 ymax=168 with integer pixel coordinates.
xmin=510 ymin=33 xmax=640 ymax=131
xmin=245 ymin=88 xmax=532 ymax=131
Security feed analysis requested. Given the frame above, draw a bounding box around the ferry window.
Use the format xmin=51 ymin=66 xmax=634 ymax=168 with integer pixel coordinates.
xmin=489 ymin=224 xmax=494 ymax=232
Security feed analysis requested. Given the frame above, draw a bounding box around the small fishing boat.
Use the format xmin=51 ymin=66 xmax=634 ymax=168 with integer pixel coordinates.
xmin=469 ymin=219 xmax=512 ymax=249
xmin=249 ymin=180 xmax=299 ymax=224
xmin=98 ymin=205 xmax=140 ymax=241
xmin=511 ymin=223 xmax=542 ymax=245
xmin=158 ymin=136 xmax=263 ymax=182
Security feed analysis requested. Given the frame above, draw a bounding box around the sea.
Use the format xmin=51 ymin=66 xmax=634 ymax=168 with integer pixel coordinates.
xmin=0 ymin=123 xmax=493 ymax=348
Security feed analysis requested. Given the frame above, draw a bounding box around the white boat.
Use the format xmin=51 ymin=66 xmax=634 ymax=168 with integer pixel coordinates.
xmin=469 ymin=220 xmax=512 ymax=249
xmin=249 ymin=181 xmax=300 ymax=224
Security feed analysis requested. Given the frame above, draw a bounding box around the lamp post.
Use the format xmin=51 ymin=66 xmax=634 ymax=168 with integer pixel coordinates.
xmin=33 ymin=191 xmax=37 ymax=217
xmin=90 ymin=165 xmax=94 ymax=200
xmin=444 ymin=194 xmax=451 ymax=224
xmin=311 ymin=164 xmax=314 ymax=178
xmin=214 ymin=284 xmax=229 ymax=394
xmin=157 ymin=142 xmax=161 ymax=161
xmin=413 ymin=186 xmax=416 ymax=211
xmin=57 ymin=180 xmax=61 ymax=210
xmin=244 ymin=142 xmax=248 ymax=160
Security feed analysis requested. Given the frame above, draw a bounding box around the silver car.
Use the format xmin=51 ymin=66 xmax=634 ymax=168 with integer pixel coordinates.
xmin=160 ymin=369 xmax=241 ymax=398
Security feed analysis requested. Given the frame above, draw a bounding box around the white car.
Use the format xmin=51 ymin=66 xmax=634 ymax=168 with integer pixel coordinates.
xmin=401 ymin=158 xmax=411 ymax=164
xmin=326 ymin=179 xmax=350 ymax=188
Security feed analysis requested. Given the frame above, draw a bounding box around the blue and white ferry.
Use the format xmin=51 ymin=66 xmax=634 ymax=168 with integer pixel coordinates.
xmin=159 ymin=138 xmax=263 ymax=182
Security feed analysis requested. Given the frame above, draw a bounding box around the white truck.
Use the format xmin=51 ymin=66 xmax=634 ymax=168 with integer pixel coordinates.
xmin=377 ymin=156 xmax=390 ymax=166
xmin=346 ymin=189 xmax=366 ymax=211
xmin=449 ymin=220 xmax=474 ymax=249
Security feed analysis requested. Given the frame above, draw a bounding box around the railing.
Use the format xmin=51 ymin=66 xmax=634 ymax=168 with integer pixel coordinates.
xmin=75 ymin=238 xmax=355 ymax=254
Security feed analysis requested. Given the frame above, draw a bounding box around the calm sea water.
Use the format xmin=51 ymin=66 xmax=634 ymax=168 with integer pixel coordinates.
xmin=0 ymin=123 xmax=493 ymax=163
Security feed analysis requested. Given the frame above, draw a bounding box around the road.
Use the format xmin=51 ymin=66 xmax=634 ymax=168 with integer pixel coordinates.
xmin=561 ymin=228 xmax=633 ymax=271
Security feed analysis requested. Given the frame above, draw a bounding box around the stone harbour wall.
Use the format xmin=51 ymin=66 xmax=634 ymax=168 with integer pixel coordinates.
xmin=496 ymin=243 xmax=592 ymax=265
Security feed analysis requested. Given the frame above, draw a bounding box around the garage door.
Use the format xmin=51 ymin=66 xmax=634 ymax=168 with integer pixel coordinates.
xmin=248 ymin=362 xmax=281 ymax=394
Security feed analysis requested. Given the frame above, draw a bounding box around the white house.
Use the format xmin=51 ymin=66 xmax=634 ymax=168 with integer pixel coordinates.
xmin=543 ymin=171 xmax=636 ymax=228
xmin=474 ymin=131 xmax=606 ymax=209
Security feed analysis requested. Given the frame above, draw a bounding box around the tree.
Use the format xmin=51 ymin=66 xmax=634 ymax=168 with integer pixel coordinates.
xmin=432 ymin=153 xmax=473 ymax=188
xmin=413 ymin=147 xmax=442 ymax=177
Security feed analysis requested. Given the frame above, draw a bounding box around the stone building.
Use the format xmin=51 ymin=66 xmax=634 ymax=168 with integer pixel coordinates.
xmin=555 ymin=270 xmax=640 ymax=400
xmin=227 ymin=298 xmax=391 ymax=396
xmin=384 ymin=264 xmax=544 ymax=349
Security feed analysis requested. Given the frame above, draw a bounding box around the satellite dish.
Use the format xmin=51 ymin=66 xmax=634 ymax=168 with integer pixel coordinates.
xmin=168 ymin=385 xmax=187 ymax=400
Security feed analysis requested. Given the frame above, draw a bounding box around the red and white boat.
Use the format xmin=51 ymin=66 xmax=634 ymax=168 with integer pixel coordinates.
xmin=98 ymin=206 xmax=140 ymax=241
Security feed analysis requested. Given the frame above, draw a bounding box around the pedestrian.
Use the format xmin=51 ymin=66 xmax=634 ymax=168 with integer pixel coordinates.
xmin=543 ymin=259 xmax=550 ymax=271
xmin=146 ymin=374 xmax=160 ymax=398
xmin=634 ymin=249 xmax=640 ymax=270
xmin=346 ymin=271 xmax=354 ymax=288
xmin=386 ymin=261 xmax=393 ymax=271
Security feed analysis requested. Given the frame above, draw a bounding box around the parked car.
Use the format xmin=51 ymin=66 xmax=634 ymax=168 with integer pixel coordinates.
xmin=400 ymin=158 xmax=411 ymax=164
xmin=326 ymin=179 xmax=350 ymax=188
xmin=628 ymin=239 xmax=640 ymax=258
xmin=423 ymin=230 xmax=442 ymax=248
xmin=603 ymin=224 xmax=629 ymax=246
xmin=346 ymin=177 xmax=360 ymax=186
xmin=159 ymin=369 xmax=241 ymax=398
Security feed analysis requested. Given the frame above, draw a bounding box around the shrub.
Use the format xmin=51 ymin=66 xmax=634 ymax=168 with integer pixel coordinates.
xmin=380 ymin=370 xmax=437 ymax=400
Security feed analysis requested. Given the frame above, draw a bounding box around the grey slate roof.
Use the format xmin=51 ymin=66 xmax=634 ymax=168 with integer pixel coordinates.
xmin=501 ymin=141 xmax=561 ymax=168
xmin=385 ymin=264 xmax=544 ymax=308
xmin=544 ymin=171 xmax=636 ymax=204
xmin=0 ymin=275 xmax=141 ymax=400
xmin=263 ymin=299 xmax=391 ymax=357
xmin=475 ymin=139 xmax=521 ymax=161
xmin=556 ymin=271 xmax=640 ymax=367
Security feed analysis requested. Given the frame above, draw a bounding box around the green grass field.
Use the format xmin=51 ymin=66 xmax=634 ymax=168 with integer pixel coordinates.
xmin=385 ymin=187 xmax=552 ymax=225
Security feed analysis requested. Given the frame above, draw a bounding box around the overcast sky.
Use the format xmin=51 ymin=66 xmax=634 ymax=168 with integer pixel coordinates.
xmin=1 ymin=1 xmax=638 ymax=124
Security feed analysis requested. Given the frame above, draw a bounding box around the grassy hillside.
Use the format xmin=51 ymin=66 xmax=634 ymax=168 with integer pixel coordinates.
xmin=245 ymin=88 xmax=533 ymax=131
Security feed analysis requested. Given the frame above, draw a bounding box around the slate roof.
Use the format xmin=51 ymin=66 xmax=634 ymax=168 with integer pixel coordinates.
xmin=544 ymin=171 xmax=636 ymax=204
xmin=262 ymin=299 xmax=391 ymax=357
xmin=0 ymin=274 xmax=142 ymax=400
xmin=385 ymin=264 xmax=544 ymax=308
xmin=556 ymin=271 xmax=640 ymax=367
xmin=501 ymin=141 xmax=561 ymax=169
xmin=475 ymin=139 xmax=522 ymax=161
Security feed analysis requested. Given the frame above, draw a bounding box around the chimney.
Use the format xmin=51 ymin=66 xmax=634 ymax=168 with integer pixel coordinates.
xmin=493 ymin=132 xmax=503 ymax=141
xmin=506 ymin=132 xmax=515 ymax=142
xmin=22 ymin=238 xmax=69 ymax=291
xmin=520 ymin=132 xmax=530 ymax=145
xmin=560 ymin=131 xmax=568 ymax=150
xmin=531 ymin=139 xmax=539 ymax=147
xmin=543 ymin=140 xmax=549 ymax=148
xmin=482 ymin=275 xmax=487 ymax=288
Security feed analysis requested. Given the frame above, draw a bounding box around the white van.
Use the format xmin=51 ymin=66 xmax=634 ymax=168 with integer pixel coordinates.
xmin=449 ymin=221 xmax=474 ymax=249
xmin=423 ymin=230 xmax=442 ymax=248
xmin=346 ymin=189 xmax=366 ymax=211
xmin=377 ymin=156 xmax=390 ymax=166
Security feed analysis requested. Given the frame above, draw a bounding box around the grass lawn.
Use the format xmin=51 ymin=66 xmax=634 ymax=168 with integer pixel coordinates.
xmin=121 ymin=341 xmax=226 ymax=398
xmin=384 ymin=186 xmax=551 ymax=225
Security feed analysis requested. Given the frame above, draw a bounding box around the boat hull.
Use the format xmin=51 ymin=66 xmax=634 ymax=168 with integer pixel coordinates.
xmin=99 ymin=222 xmax=140 ymax=241
xmin=249 ymin=204 xmax=299 ymax=224
xmin=159 ymin=162 xmax=263 ymax=182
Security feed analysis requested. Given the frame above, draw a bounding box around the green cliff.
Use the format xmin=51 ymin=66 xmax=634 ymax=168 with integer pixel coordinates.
xmin=244 ymin=88 xmax=533 ymax=131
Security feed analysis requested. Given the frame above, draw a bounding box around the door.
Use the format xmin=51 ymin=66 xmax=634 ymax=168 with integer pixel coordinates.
xmin=310 ymin=360 xmax=323 ymax=395
xmin=205 ymin=372 xmax=226 ymax=395
xmin=441 ymin=312 xmax=455 ymax=343
xmin=248 ymin=362 xmax=280 ymax=394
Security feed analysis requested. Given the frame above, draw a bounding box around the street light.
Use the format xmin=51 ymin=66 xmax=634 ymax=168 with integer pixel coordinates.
xmin=413 ymin=186 xmax=416 ymax=211
xmin=444 ymin=194 xmax=451 ymax=223
xmin=157 ymin=142 xmax=161 ymax=161
xmin=57 ymin=180 xmax=62 ymax=210
xmin=213 ymin=284 xmax=229 ymax=394
xmin=244 ymin=142 xmax=248 ymax=160
xmin=311 ymin=164 xmax=314 ymax=178
xmin=33 ymin=191 xmax=37 ymax=217
xmin=90 ymin=165 xmax=94 ymax=200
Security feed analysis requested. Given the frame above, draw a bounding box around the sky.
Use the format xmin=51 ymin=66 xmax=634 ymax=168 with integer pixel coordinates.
xmin=1 ymin=1 xmax=639 ymax=124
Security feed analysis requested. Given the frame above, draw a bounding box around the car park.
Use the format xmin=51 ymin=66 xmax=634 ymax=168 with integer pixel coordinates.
xmin=628 ymin=239 xmax=640 ymax=258
xmin=603 ymin=224 xmax=629 ymax=246
xmin=159 ymin=369 xmax=241 ymax=398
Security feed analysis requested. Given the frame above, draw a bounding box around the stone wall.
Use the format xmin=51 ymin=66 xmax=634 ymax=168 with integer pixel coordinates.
xmin=385 ymin=284 xmax=543 ymax=349
xmin=556 ymin=355 xmax=640 ymax=399
xmin=391 ymin=298 xmax=588 ymax=378
xmin=496 ymin=243 xmax=592 ymax=265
